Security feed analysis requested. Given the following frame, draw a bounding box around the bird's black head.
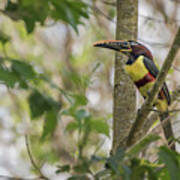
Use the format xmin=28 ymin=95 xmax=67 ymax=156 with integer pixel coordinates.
xmin=93 ymin=40 xmax=153 ymax=60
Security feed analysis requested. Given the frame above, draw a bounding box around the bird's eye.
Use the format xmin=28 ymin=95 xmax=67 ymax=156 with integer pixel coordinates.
xmin=124 ymin=42 xmax=131 ymax=48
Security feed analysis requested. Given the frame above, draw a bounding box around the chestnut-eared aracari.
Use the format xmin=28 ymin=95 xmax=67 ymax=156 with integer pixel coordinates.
xmin=93 ymin=40 xmax=174 ymax=149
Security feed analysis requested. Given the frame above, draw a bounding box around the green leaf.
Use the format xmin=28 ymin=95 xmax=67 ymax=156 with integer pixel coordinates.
xmin=50 ymin=0 xmax=89 ymax=33
xmin=131 ymin=158 xmax=162 ymax=180
xmin=28 ymin=90 xmax=51 ymax=119
xmin=127 ymin=135 xmax=160 ymax=157
xmin=42 ymin=109 xmax=58 ymax=139
xmin=56 ymin=164 xmax=70 ymax=174
xmin=106 ymin=148 xmax=125 ymax=175
xmin=5 ymin=0 xmax=89 ymax=33
xmin=156 ymin=168 xmax=170 ymax=180
xmin=0 ymin=31 xmax=11 ymax=44
xmin=0 ymin=64 xmax=31 ymax=89
xmin=73 ymin=159 xmax=91 ymax=174
xmin=90 ymin=119 xmax=109 ymax=137
xmin=28 ymin=90 xmax=60 ymax=119
xmin=130 ymin=159 xmax=154 ymax=180
xmin=66 ymin=121 xmax=78 ymax=132
xmin=5 ymin=0 xmax=49 ymax=33
xmin=0 ymin=65 xmax=19 ymax=88
xmin=72 ymin=94 xmax=88 ymax=106
xmin=11 ymin=60 xmax=36 ymax=80
xmin=75 ymin=109 xmax=89 ymax=121
xmin=158 ymin=146 xmax=180 ymax=180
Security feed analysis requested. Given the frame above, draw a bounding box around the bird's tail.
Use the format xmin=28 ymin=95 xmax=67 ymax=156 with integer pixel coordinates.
xmin=159 ymin=111 xmax=175 ymax=150
xmin=156 ymin=99 xmax=175 ymax=150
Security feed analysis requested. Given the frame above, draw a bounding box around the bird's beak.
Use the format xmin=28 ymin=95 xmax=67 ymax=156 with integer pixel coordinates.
xmin=93 ymin=40 xmax=132 ymax=52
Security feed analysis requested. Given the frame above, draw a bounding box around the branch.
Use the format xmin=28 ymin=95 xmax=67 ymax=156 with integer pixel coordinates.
xmin=136 ymin=84 xmax=180 ymax=139
xmin=127 ymin=27 xmax=180 ymax=147
xmin=25 ymin=135 xmax=49 ymax=180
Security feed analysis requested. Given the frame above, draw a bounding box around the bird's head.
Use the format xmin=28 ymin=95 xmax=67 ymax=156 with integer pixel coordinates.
xmin=93 ymin=40 xmax=153 ymax=60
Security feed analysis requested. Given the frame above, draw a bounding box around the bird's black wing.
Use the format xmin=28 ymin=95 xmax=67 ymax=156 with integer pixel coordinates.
xmin=143 ymin=56 xmax=171 ymax=105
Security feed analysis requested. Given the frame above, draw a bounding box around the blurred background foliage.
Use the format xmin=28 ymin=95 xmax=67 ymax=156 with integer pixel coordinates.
xmin=0 ymin=0 xmax=114 ymax=179
xmin=0 ymin=0 xmax=180 ymax=180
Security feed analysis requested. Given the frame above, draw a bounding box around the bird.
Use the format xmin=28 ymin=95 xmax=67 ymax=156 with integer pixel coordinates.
xmin=93 ymin=40 xmax=174 ymax=149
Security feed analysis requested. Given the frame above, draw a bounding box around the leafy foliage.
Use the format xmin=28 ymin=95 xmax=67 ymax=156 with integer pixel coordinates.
xmin=92 ymin=137 xmax=180 ymax=180
xmin=11 ymin=60 xmax=36 ymax=80
xmin=5 ymin=0 xmax=89 ymax=33
xmin=0 ymin=58 xmax=62 ymax=139
xmin=0 ymin=56 xmax=39 ymax=89
xmin=0 ymin=64 xmax=20 ymax=88
xmin=53 ymin=134 xmax=180 ymax=180
xmin=63 ymin=100 xmax=109 ymax=138
xmin=42 ymin=109 xmax=59 ymax=139
xmin=158 ymin=146 xmax=180 ymax=180
xmin=90 ymin=118 xmax=109 ymax=137
xmin=56 ymin=164 xmax=71 ymax=174
xmin=127 ymin=134 xmax=160 ymax=158
xmin=0 ymin=29 xmax=111 ymax=177
xmin=28 ymin=89 xmax=60 ymax=119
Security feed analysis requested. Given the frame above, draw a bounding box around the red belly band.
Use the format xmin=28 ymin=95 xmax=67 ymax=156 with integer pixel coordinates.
xmin=135 ymin=72 xmax=155 ymax=88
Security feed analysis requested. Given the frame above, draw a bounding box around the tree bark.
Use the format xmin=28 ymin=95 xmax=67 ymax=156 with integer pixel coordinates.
xmin=112 ymin=0 xmax=138 ymax=153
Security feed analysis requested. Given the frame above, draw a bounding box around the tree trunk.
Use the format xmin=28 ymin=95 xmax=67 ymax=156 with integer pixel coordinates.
xmin=112 ymin=0 xmax=138 ymax=153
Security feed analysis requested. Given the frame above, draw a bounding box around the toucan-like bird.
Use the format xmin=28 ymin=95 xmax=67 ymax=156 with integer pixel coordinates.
xmin=94 ymin=40 xmax=174 ymax=149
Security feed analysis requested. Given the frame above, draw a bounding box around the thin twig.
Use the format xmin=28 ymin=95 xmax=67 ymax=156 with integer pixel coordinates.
xmin=93 ymin=139 xmax=106 ymax=155
xmin=90 ymin=3 xmax=178 ymax=49
xmin=102 ymin=0 xmax=116 ymax=6
xmin=140 ymin=14 xmax=180 ymax=24
xmin=90 ymin=4 xmax=115 ymax=23
xmin=148 ymin=108 xmax=180 ymax=113
xmin=173 ymin=65 xmax=180 ymax=72
xmin=25 ymin=135 xmax=49 ymax=180
xmin=90 ymin=4 xmax=173 ymax=48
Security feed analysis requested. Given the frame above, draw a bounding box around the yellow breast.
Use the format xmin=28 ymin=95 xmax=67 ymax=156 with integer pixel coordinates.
xmin=125 ymin=56 xmax=148 ymax=82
